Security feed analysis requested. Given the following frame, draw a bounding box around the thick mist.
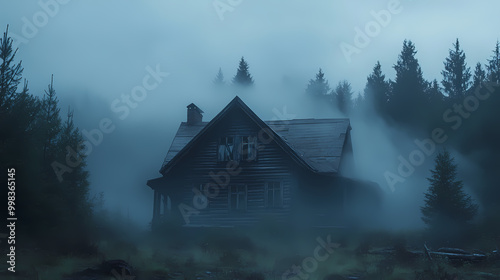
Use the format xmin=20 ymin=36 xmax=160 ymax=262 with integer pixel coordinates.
xmin=0 ymin=0 xmax=495 ymax=230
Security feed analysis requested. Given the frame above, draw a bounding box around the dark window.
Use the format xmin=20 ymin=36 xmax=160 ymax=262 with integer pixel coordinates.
xmin=229 ymin=185 xmax=247 ymax=211
xmin=218 ymin=136 xmax=257 ymax=162
xmin=265 ymin=182 xmax=283 ymax=208
xmin=218 ymin=137 xmax=234 ymax=161
xmin=240 ymin=136 xmax=257 ymax=161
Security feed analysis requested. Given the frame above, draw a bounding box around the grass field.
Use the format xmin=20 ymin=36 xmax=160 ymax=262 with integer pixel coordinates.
xmin=2 ymin=225 xmax=499 ymax=280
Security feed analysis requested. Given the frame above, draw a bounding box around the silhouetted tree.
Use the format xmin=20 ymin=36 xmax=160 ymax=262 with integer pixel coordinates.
xmin=0 ymin=25 xmax=23 ymax=111
xmin=306 ymin=68 xmax=331 ymax=97
xmin=0 ymin=25 xmax=30 ymax=157
xmin=364 ymin=61 xmax=389 ymax=117
xmin=486 ymin=40 xmax=500 ymax=84
xmin=56 ymin=108 xmax=92 ymax=250
xmin=0 ymin=26 xmax=94 ymax=253
xmin=441 ymin=39 xmax=471 ymax=102
xmin=334 ymin=80 xmax=353 ymax=115
xmin=422 ymin=79 xmax=445 ymax=129
xmin=389 ymin=40 xmax=428 ymax=128
xmin=421 ymin=150 xmax=478 ymax=232
xmin=213 ymin=67 xmax=225 ymax=86
xmin=40 ymin=75 xmax=61 ymax=163
xmin=471 ymin=62 xmax=486 ymax=90
xmin=232 ymin=57 xmax=254 ymax=86
xmin=352 ymin=93 xmax=364 ymax=111
xmin=426 ymin=79 xmax=443 ymax=103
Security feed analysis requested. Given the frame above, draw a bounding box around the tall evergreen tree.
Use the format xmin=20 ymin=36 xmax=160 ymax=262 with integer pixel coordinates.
xmin=0 ymin=25 xmax=23 ymax=111
xmin=421 ymin=150 xmax=478 ymax=230
xmin=389 ymin=40 xmax=428 ymax=127
xmin=441 ymin=39 xmax=471 ymax=102
xmin=213 ymin=67 xmax=225 ymax=86
xmin=40 ymin=75 xmax=61 ymax=163
xmin=486 ymin=40 xmax=500 ymax=84
xmin=364 ymin=61 xmax=389 ymax=117
xmin=426 ymin=79 xmax=444 ymax=106
xmin=0 ymin=28 xmax=94 ymax=252
xmin=471 ymin=62 xmax=486 ymax=91
xmin=56 ymin=108 xmax=92 ymax=248
xmin=334 ymin=80 xmax=353 ymax=115
xmin=305 ymin=68 xmax=331 ymax=96
xmin=422 ymin=79 xmax=445 ymax=128
xmin=352 ymin=93 xmax=364 ymax=111
xmin=232 ymin=57 xmax=254 ymax=86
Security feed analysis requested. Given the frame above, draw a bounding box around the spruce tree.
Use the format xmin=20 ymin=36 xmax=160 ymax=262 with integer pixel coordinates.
xmin=352 ymin=93 xmax=364 ymax=111
xmin=364 ymin=61 xmax=389 ymax=117
xmin=306 ymin=68 xmax=331 ymax=96
xmin=421 ymin=150 xmax=478 ymax=230
xmin=486 ymin=40 xmax=500 ymax=84
xmin=41 ymin=75 xmax=61 ymax=163
xmin=57 ymin=108 xmax=92 ymax=249
xmin=232 ymin=57 xmax=254 ymax=86
xmin=389 ymin=40 xmax=428 ymax=127
xmin=441 ymin=39 xmax=471 ymax=102
xmin=213 ymin=67 xmax=225 ymax=86
xmin=0 ymin=25 xmax=23 ymax=111
xmin=334 ymin=80 xmax=353 ymax=115
xmin=472 ymin=62 xmax=486 ymax=90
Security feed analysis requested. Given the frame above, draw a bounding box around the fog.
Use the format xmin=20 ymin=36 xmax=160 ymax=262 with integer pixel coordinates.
xmin=1 ymin=0 xmax=497 ymax=229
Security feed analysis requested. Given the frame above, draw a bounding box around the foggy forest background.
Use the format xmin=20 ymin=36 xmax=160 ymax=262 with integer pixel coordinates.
xmin=1 ymin=17 xmax=500 ymax=253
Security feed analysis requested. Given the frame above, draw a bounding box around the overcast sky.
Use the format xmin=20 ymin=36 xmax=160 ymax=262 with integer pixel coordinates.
xmin=1 ymin=0 xmax=499 ymax=228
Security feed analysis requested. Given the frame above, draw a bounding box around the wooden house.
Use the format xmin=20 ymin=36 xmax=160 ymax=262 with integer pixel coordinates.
xmin=147 ymin=96 xmax=381 ymax=228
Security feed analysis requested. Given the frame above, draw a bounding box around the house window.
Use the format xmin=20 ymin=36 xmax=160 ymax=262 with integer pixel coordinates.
xmin=240 ymin=136 xmax=257 ymax=161
xmin=218 ymin=136 xmax=257 ymax=162
xmin=218 ymin=137 xmax=234 ymax=161
xmin=229 ymin=185 xmax=247 ymax=211
xmin=265 ymin=182 xmax=283 ymax=208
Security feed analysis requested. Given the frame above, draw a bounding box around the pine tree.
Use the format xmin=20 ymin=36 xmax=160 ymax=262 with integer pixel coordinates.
xmin=486 ymin=40 xmax=500 ymax=84
xmin=0 ymin=25 xmax=23 ymax=111
xmin=352 ymin=93 xmax=364 ymax=111
xmin=40 ymin=75 xmax=61 ymax=163
xmin=213 ymin=67 xmax=225 ymax=86
xmin=471 ymin=62 xmax=486 ymax=92
xmin=232 ymin=57 xmax=254 ymax=86
xmin=306 ymin=68 xmax=331 ymax=97
xmin=364 ymin=61 xmax=389 ymax=117
xmin=334 ymin=80 xmax=353 ymax=115
xmin=421 ymin=150 xmax=478 ymax=230
xmin=426 ymin=79 xmax=443 ymax=103
xmin=441 ymin=39 xmax=471 ymax=102
xmin=389 ymin=40 xmax=428 ymax=127
xmin=57 ymin=108 xmax=92 ymax=249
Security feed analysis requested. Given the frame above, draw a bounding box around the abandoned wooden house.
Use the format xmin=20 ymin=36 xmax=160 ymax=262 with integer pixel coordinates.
xmin=147 ymin=96 xmax=381 ymax=228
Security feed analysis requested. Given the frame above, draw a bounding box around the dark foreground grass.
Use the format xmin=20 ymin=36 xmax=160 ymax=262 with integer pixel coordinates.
xmin=1 ymin=225 xmax=499 ymax=280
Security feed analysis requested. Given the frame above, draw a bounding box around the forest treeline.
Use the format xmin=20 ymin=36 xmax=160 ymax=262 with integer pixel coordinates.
xmin=0 ymin=26 xmax=93 ymax=253
xmin=1 ymin=21 xmax=499 ymax=254
xmin=220 ymin=39 xmax=500 ymax=230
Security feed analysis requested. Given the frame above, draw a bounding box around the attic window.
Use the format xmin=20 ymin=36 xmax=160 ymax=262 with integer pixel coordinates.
xmin=240 ymin=136 xmax=257 ymax=161
xmin=218 ymin=137 xmax=234 ymax=161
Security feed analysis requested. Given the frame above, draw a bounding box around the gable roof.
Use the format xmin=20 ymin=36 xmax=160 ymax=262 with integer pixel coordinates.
xmin=158 ymin=96 xmax=351 ymax=176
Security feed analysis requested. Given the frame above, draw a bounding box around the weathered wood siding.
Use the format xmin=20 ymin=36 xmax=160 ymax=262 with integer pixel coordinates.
xmin=159 ymin=106 xmax=298 ymax=226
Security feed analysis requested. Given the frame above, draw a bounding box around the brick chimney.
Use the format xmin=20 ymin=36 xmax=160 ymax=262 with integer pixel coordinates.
xmin=187 ymin=103 xmax=203 ymax=125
